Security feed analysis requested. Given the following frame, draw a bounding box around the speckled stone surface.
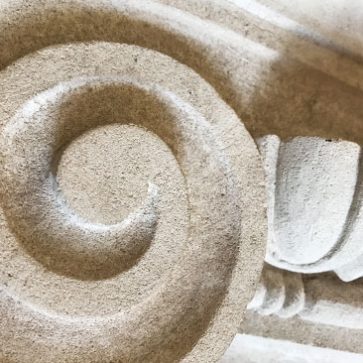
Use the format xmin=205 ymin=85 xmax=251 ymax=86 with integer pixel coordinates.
xmin=0 ymin=6 xmax=266 ymax=362
xmin=1 ymin=0 xmax=363 ymax=362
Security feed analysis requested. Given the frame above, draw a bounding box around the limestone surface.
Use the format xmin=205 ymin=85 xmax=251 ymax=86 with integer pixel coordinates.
xmin=1 ymin=0 xmax=363 ymax=362
xmin=0 ymin=3 xmax=266 ymax=362
xmin=258 ymin=135 xmax=363 ymax=279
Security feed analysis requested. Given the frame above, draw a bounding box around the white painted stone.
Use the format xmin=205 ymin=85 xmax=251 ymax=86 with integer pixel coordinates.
xmin=221 ymin=334 xmax=363 ymax=363
xmin=258 ymin=135 xmax=363 ymax=278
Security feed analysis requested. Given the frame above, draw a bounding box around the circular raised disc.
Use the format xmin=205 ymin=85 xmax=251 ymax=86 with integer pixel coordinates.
xmin=0 ymin=42 xmax=266 ymax=362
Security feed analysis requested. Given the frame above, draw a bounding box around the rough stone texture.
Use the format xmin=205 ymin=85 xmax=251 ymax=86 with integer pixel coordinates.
xmin=244 ymin=136 xmax=363 ymax=355
xmin=0 ymin=5 xmax=267 ymax=362
xmin=258 ymin=136 xmax=363 ymax=279
xmin=1 ymin=0 xmax=363 ymax=362
xmin=244 ymin=134 xmax=363 ymax=355
xmin=247 ymin=266 xmax=363 ymax=334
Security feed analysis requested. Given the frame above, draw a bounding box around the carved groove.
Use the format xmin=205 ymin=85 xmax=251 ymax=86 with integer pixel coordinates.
xmin=258 ymin=135 xmax=363 ymax=279
xmin=0 ymin=80 xmax=161 ymax=280
xmin=249 ymin=264 xmax=363 ymax=331
xmin=2 ymin=0 xmax=363 ymax=360
xmin=248 ymin=264 xmax=305 ymax=318
xmin=0 ymin=37 xmax=265 ymax=362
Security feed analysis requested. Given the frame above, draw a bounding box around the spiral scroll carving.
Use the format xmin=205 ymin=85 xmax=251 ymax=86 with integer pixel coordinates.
xmin=0 ymin=2 xmax=267 ymax=361
xmin=3 ymin=0 xmax=363 ymax=361
xmin=0 ymin=80 xmax=161 ymax=280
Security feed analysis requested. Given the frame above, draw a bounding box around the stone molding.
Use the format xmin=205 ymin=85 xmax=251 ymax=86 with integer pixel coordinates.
xmin=0 ymin=2 xmax=267 ymax=361
xmin=258 ymin=136 xmax=363 ymax=280
xmin=249 ymin=264 xmax=363 ymax=330
xmin=0 ymin=0 xmax=362 ymax=361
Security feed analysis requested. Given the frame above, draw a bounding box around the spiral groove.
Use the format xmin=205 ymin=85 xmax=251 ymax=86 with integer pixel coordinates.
xmin=0 ymin=12 xmax=266 ymax=362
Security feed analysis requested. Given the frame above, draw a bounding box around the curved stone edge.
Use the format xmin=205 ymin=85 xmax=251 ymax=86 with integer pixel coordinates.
xmin=258 ymin=135 xmax=363 ymax=278
xmin=0 ymin=38 xmax=267 ymax=363
xmin=246 ymin=264 xmax=363 ymax=336
xmin=221 ymin=333 xmax=363 ymax=363
xmin=1 ymin=0 xmax=363 ymax=146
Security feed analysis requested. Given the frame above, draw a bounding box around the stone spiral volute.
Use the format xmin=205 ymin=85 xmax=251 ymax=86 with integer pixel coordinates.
xmin=0 ymin=1 xmax=266 ymax=362
xmin=0 ymin=81 xmax=161 ymax=279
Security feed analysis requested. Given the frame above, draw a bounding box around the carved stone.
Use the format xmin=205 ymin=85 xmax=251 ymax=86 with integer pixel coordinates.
xmin=258 ymin=135 xmax=363 ymax=279
xmin=0 ymin=2 xmax=268 ymax=361
xmin=1 ymin=0 xmax=363 ymax=362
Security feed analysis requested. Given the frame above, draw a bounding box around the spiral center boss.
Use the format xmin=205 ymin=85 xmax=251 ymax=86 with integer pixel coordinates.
xmin=0 ymin=42 xmax=265 ymax=362
xmin=0 ymin=78 xmax=187 ymax=280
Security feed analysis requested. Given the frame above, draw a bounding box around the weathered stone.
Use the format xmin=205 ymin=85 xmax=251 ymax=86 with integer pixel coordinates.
xmin=1 ymin=0 xmax=363 ymax=362
xmin=0 ymin=3 xmax=267 ymax=362
xmin=258 ymin=135 xmax=363 ymax=278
